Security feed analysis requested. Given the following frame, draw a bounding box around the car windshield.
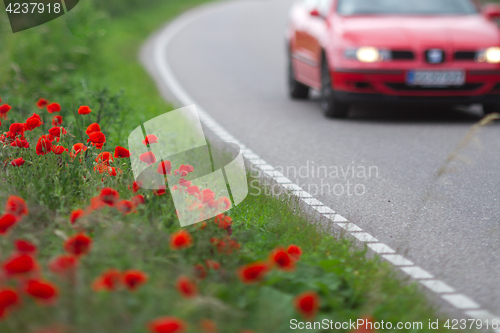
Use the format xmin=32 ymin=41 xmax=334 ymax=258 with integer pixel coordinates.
xmin=337 ymin=0 xmax=478 ymax=15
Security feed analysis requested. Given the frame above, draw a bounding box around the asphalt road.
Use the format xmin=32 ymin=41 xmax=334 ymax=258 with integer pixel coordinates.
xmin=145 ymin=0 xmax=500 ymax=315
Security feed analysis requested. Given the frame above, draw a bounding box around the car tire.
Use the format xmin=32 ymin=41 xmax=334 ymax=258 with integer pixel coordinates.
xmin=288 ymin=50 xmax=310 ymax=99
xmin=482 ymin=103 xmax=500 ymax=116
xmin=321 ymin=57 xmax=350 ymax=118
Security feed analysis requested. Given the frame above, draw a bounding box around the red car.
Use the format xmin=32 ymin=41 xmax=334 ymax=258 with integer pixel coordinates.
xmin=287 ymin=0 xmax=500 ymax=118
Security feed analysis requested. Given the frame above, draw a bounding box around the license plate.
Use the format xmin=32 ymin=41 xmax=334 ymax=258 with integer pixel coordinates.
xmin=406 ymin=70 xmax=465 ymax=86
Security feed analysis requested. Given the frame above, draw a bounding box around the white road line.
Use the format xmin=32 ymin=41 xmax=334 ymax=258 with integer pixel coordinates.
xmin=367 ymin=243 xmax=395 ymax=254
xmin=148 ymin=0 xmax=499 ymax=323
xmin=419 ymin=280 xmax=456 ymax=294
xmin=382 ymin=254 xmax=414 ymax=266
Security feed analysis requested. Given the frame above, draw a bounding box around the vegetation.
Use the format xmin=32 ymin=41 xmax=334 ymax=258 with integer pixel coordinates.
xmin=0 ymin=0 xmax=459 ymax=332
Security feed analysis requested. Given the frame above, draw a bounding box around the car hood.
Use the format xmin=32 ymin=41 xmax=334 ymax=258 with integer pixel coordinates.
xmin=338 ymin=15 xmax=500 ymax=50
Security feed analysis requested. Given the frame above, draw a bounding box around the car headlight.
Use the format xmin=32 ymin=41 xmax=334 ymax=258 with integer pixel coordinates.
xmin=477 ymin=47 xmax=500 ymax=63
xmin=345 ymin=47 xmax=391 ymax=63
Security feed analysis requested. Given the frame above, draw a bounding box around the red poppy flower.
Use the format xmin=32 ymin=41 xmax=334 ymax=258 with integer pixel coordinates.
xmin=25 ymin=279 xmax=58 ymax=302
xmin=92 ymin=269 xmax=122 ymax=292
xmin=114 ymin=146 xmax=130 ymax=158
xmin=178 ymin=178 xmax=191 ymax=188
xmin=52 ymin=146 xmax=68 ymax=155
xmin=52 ymin=115 xmax=62 ymax=126
xmin=205 ymin=260 xmax=220 ymax=271
xmin=287 ymin=245 xmax=302 ymax=261
xmin=36 ymin=98 xmax=49 ymax=109
xmin=3 ymin=254 xmax=36 ymax=275
xmin=11 ymin=138 xmax=29 ymax=148
xmin=48 ymin=126 xmax=67 ymax=138
xmin=9 ymin=123 xmax=25 ymax=134
xmin=70 ymin=209 xmax=85 ymax=224
xmin=148 ymin=317 xmax=186 ymax=333
xmin=0 ymin=288 xmax=19 ymax=318
xmin=206 ymin=200 xmax=218 ymax=209
xmin=36 ymin=135 xmax=53 ymax=156
xmin=237 ymin=262 xmax=269 ymax=284
xmin=175 ymin=164 xmax=194 ymax=177
xmin=142 ymin=134 xmax=159 ymax=146
xmin=0 ymin=289 xmax=18 ymax=309
xmin=214 ymin=214 xmax=232 ymax=230
xmin=270 ymin=248 xmax=295 ymax=271
xmin=11 ymin=157 xmax=25 ymax=167
xmin=15 ymin=240 xmax=37 ymax=254
xmin=78 ymin=106 xmax=92 ymax=115
xmin=170 ymin=230 xmax=193 ymax=250
xmin=25 ymin=113 xmax=43 ymax=130
xmin=89 ymin=197 xmax=105 ymax=211
xmin=211 ymin=237 xmax=240 ymax=255
xmin=87 ymin=131 xmax=106 ymax=149
xmin=0 ymin=214 xmax=17 ymax=235
xmin=176 ymin=275 xmax=197 ymax=298
xmin=4 ymin=131 xmax=16 ymax=141
xmin=219 ymin=197 xmax=231 ymax=210
xmin=85 ymin=123 xmax=101 ymax=135
xmin=64 ymin=233 xmax=92 ymax=257
xmin=157 ymin=160 xmax=172 ymax=175
xmin=186 ymin=186 xmax=199 ymax=196
xmin=51 ymin=145 xmax=66 ymax=155
xmin=153 ymin=186 xmax=167 ymax=196
xmin=70 ymin=143 xmax=87 ymax=158
xmin=93 ymin=163 xmax=110 ymax=174
xmin=47 ymin=103 xmax=61 ymax=113
xmin=5 ymin=195 xmax=28 ymax=218
xmin=0 ymin=287 xmax=19 ymax=312
xmin=123 ymin=269 xmax=148 ymax=291
xmin=95 ymin=152 xmax=114 ymax=165
xmin=98 ymin=188 xmax=119 ymax=206
xmin=131 ymin=195 xmax=145 ymax=206
xmin=129 ymin=181 xmax=143 ymax=193
xmin=294 ymin=291 xmax=320 ymax=320
xmin=139 ymin=151 xmax=156 ymax=165
xmin=193 ymin=264 xmax=207 ymax=280
xmin=116 ymin=200 xmax=135 ymax=215
xmin=48 ymin=255 xmax=78 ymax=276
xmin=0 ymin=104 xmax=12 ymax=117
xmin=200 ymin=189 xmax=215 ymax=204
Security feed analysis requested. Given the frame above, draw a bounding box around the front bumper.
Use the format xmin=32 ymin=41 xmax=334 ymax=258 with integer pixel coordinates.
xmin=332 ymin=69 xmax=500 ymax=105
xmin=334 ymin=91 xmax=500 ymax=105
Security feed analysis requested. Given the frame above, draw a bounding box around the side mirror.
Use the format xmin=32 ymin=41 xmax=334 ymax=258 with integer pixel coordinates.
xmin=310 ymin=9 xmax=321 ymax=17
xmin=483 ymin=4 xmax=500 ymax=20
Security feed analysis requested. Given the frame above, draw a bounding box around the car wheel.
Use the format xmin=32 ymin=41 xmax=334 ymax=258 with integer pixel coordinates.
xmin=321 ymin=57 xmax=349 ymax=118
xmin=482 ymin=103 xmax=500 ymax=116
xmin=288 ymin=50 xmax=309 ymax=99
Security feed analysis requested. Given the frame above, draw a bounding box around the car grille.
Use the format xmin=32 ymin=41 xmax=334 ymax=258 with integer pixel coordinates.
xmin=391 ymin=50 xmax=414 ymax=60
xmin=386 ymin=83 xmax=482 ymax=91
xmin=454 ymin=51 xmax=476 ymax=61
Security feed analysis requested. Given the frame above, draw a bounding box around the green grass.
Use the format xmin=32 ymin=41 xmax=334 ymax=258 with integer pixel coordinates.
xmin=0 ymin=0 xmax=467 ymax=332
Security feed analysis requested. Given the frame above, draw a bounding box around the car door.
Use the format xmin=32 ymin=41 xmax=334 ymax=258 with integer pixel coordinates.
xmin=306 ymin=0 xmax=333 ymax=87
xmin=292 ymin=0 xmax=322 ymax=88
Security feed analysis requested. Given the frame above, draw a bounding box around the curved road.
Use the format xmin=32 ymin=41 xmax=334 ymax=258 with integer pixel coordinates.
xmin=145 ymin=0 xmax=500 ymax=316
